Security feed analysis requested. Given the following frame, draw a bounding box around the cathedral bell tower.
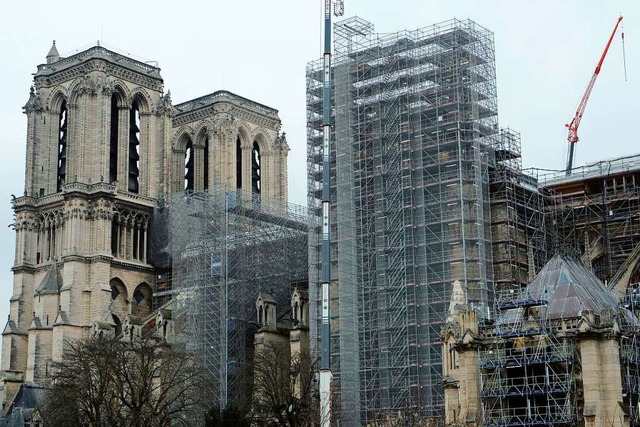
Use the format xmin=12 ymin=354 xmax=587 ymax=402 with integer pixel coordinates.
xmin=1 ymin=41 xmax=291 ymax=414
xmin=1 ymin=42 xmax=170 ymax=411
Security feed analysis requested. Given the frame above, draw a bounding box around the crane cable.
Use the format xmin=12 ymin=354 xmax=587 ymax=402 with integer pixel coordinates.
xmin=622 ymin=17 xmax=628 ymax=81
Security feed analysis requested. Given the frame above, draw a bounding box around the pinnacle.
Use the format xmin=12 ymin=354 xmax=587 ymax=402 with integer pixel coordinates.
xmin=46 ymin=40 xmax=60 ymax=64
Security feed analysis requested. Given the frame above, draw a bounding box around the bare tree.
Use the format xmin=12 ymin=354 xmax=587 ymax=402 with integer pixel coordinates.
xmin=44 ymin=335 xmax=209 ymax=427
xmin=251 ymin=341 xmax=319 ymax=426
xmin=43 ymin=336 xmax=117 ymax=427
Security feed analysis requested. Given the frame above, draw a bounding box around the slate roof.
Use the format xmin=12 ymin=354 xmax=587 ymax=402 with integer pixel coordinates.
xmin=517 ymin=255 xmax=620 ymax=319
xmin=53 ymin=311 xmax=70 ymax=325
xmin=35 ymin=263 xmax=61 ymax=295
xmin=257 ymin=292 xmax=276 ymax=304
xmin=45 ymin=41 xmax=60 ymax=62
xmin=2 ymin=320 xmax=18 ymax=335
xmin=0 ymin=383 xmax=47 ymax=427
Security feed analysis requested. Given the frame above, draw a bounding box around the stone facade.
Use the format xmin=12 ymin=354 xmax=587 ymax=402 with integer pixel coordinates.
xmin=253 ymin=288 xmax=310 ymax=421
xmin=1 ymin=42 xmax=289 ymax=413
xmin=442 ymin=256 xmax=639 ymax=427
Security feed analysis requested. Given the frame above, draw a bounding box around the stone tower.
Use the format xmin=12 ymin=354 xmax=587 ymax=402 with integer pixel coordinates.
xmin=1 ymin=42 xmax=288 ymax=412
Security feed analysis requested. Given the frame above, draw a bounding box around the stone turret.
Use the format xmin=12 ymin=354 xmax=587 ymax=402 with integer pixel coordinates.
xmin=256 ymin=292 xmax=277 ymax=332
xmin=45 ymin=41 xmax=60 ymax=64
xmin=253 ymin=292 xmax=288 ymax=358
xmin=290 ymin=287 xmax=309 ymax=360
xmin=442 ymin=280 xmax=482 ymax=426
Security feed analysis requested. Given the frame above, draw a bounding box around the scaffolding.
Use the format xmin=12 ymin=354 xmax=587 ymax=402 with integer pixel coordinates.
xmin=152 ymin=270 xmax=173 ymax=311
xmin=488 ymin=129 xmax=549 ymax=304
xmin=479 ymin=312 xmax=576 ymax=426
xmin=479 ymin=256 xmax=640 ymax=427
xmin=531 ymin=154 xmax=640 ymax=285
xmin=479 ymin=258 xmax=581 ymax=427
xmin=307 ymin=16 xmax=502 ymax=423
xmin=488 ymin=149 xmax=640 ymax=306
xmin=621 ymin=285 xmax=640 ymax=427
xmin=165 ymin=191 xmax=308 ymax=408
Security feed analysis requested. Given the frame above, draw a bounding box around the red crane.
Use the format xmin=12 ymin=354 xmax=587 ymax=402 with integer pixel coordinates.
xmin=565 ymin=15 xmax=623 ymax=176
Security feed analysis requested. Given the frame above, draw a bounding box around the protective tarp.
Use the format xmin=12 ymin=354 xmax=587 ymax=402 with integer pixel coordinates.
xmin=147 ymin=203 xmax=171 ymax=269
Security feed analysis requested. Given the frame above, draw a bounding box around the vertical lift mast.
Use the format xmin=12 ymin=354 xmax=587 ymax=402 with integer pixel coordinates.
xmin=565 ymin=16 xmax=623 ymax=176
xmin=320 ymin=1 xmax=343 ymax=426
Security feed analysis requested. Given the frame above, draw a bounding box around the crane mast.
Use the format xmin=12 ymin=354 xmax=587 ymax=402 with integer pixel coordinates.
xmin=565 ymin=16 xmax=623 ymax=176
xmin=319 ymin=1 xmax=344 ymax=427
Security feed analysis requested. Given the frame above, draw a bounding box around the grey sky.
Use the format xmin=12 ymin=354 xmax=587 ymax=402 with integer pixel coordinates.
xmin=0 ymin=0 xmax=638 ymax=340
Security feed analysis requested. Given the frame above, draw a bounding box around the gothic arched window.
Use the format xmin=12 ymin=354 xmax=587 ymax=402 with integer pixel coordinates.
xmin=110 ymin=278 xmax=128 ymax=301
xmin=109 ymin=94 xmax=119 ymax=184
xmin=128 ymin=101 xmax=141 ymax=193
xmin=204 ymin=136 xmax=210 ymax=191
xmin=251 ymin=141 xmax=261 ymax=195
xmin=57 ymin=100 xmax=68 ymax=192
xmin=112 ymin=314 xmax=122 ymax=336
xmin=184 ymin=139 xmax=194 ymax=192
xmin=132 ymin=283 xmax=152 ymax=317
xmin=111 ymin=218 xmax=119 ymax=256
xmin=236 ymin=136 xmax=242 ymax=189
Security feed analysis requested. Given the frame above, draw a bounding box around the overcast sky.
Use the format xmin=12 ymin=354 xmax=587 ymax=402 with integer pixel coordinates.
xmin=0 ymin=0 xmax=638 ymax=339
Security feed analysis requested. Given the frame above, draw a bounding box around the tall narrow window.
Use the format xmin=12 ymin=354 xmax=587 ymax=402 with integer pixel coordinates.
xmin=128 ymin=101 xmax=140 ymax=193
xmin=109 ymin=95 xmax=119 ymax=184
xmin=112 ymin=314 xmax=122 ymax=336
xmin=184 ymin=139 xmax=194 ymax=192
xmin=111 ymin=220 xmax=119 ymax=256
xmin=138 ymin=223 xmax=145 ymax=261
xmin=203 ymin=137 xmax=209 ymax=191
xmin=57 ymin=101 xmax=68 ymax=192
xmin=251 ymin=141 xmax=261 ymax=195
xmin=132 ymin=223 xmax=139 ymax=259
xmin=236 ymin=136 xmax=242 ymax=189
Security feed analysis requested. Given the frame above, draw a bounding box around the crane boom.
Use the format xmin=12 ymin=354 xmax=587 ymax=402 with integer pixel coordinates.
xmin=565 ymin=16 xmax=623 ymax=176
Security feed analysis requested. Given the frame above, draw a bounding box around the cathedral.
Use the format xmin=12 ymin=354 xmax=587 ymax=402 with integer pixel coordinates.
xmin=0 ymin=41 xmax=289 ymax=412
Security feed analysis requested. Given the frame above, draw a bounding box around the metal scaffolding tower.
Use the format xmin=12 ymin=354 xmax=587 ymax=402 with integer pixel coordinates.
xmin=532 ymin=155 xmax=640 ymax=285
xmin=165 ymin=191 xmax=308 ymax=408
xmin=489 ymin=129 xmax=549 ymax=304
xmin=307 ymin=17 xmax=503 ymax=423
xmin=621 ymin=286 xmax=640 ymax=427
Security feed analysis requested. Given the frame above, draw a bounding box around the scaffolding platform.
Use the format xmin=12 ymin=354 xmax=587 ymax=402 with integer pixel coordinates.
xmin=164 ymin=191 xmax=308 ymax=408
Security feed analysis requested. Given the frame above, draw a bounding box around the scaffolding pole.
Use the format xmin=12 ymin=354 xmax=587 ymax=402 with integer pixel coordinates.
xmin=319 ymin=1 xmax=334 ymax=426
xmin=166 ymin=191 xmax=308 ymax=409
